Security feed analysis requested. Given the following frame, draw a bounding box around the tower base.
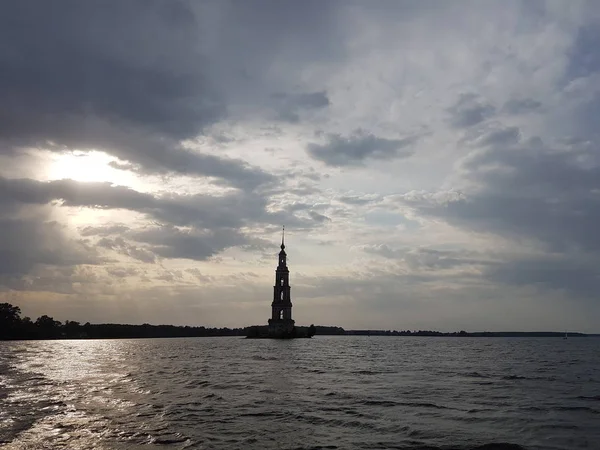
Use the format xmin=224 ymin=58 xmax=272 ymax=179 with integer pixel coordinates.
xmin=267 ymin=318 xmax=295 ymax=338
xmin=246 ymin=322 xmax=315 ymax=339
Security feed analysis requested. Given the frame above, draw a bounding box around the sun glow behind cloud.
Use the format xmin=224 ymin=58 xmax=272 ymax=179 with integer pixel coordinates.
xmin=45 ymin=150 xmax=138 ymax=187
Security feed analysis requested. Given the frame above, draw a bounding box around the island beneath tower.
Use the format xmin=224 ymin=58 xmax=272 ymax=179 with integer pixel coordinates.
xmin=246 ymin=227 xmax=315 ymax=339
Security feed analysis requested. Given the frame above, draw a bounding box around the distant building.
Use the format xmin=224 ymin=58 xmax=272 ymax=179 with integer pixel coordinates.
xmin=267 ymin=227 xmax=295 ymax=336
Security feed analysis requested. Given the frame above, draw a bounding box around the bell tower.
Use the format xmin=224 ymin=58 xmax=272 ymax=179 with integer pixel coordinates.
xmin=268 ymin=226 xmax=294 ymax=333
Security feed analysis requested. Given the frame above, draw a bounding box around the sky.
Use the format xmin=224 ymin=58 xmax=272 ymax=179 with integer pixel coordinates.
xmin=1 ymin=0 xmax=600 ymax=332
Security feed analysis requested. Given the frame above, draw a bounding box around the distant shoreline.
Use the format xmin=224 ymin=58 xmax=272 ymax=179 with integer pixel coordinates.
xmin=3 ymin=303 xmax=598 ymax=340
xmin=1 ymin=324 xmax=598 ymax=341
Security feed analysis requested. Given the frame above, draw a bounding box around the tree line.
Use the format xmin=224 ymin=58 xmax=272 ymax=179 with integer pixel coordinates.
xmin=0 ymin=302 xmax=250 ymax=340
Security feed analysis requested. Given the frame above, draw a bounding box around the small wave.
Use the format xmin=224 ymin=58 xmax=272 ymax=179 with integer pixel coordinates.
xmin=203 ymin=393 xmax=222 ymax=399
xmin=324 ymin=392 xmax=354 ymax=399
xmin=501 ymin=375 xmax=528 ymax=380
xmin=252 ymin=355 xmax=278 ymax=361
xmin=185 ymin=379 xmax=210 ymax=387
xmin=533 ymin=423 xmax=579 ymax=430
xmin=402 ymin=401 xmax=450 ymax=410
xmin=291 ymin=446 xmax=338 ymax=450
xmin=471 ymin=444 xmax=527 ymax=450
xmin=240 ymin=411 xmax=282 ymax=418
xmin=464 ymin=372 xmax=490 ymax=378
xmin=520 ymin=406 xmax=545 ymax=411
xmin=152 ymin=435 xmax=189 ymax=445
xmin=293 ymin=413 xmax=379 ymax=431
xmin=361 ymin=400 xmax=398 ymax=407
xmin=360 ymin=399 xmax=450 ymax=410
xmin=577 ymin=395 xmax=600 ymax=401
xmin=554 ymin=405 xmax=599 ymax=414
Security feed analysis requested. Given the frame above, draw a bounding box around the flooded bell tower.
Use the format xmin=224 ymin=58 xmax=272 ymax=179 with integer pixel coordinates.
xmin=268 ymin=226 xmax=295 ymax=335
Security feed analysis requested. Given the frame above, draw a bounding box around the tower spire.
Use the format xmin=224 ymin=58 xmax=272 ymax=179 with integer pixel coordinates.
xmin=281 ymin=225 xmax=285 ymax=250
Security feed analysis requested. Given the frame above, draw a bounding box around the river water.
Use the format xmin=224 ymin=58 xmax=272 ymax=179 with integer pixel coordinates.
xmin=0 ymin=336 xmax=598 ymax=449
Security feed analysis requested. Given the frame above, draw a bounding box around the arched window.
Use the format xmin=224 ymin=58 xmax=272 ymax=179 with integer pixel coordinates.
xmin=280 ymin=278 xmax=284 ymax=286
xmin=279 ymin=310 xmax=284 ymax=319
xmin=280 ymin=291 xmax=284 ymax=300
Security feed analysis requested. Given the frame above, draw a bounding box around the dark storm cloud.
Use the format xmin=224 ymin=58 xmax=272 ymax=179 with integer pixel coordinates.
xmin=447 ymin=94 xmax=496 ymax=128
xmin=0 ymin=0 xmax=221 ymax=140
xmin=307 ymin=130 xmax=416 ymax=167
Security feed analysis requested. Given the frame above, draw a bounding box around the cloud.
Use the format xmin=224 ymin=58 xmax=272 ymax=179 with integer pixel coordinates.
xmin=361 ymin=244 xmax=494 ymax=271
xmin=0 ymin=176 xmax=330 ymax=265
xmin=503 ymin=98 xmax=542 ymax=115
xmin=131 ymin=225 xmax=247 ymax=261
xmin=308 ymin=211 xmax=331 ymax=223
xmin=476 ymin=126 xmax=521 ymax=148
xmin=396 ymin=131 xmax=600 ymax=298
xmin=0 ymin=178 xmax=101 ymax=276
xmin=0 ymin=217 xmax=99 ymax=275
xmin=97 ymin=237 xmax=156 ymax=264
xmin=272 ymin=91 xmax=330 ymax=122
xmin=337 ymin=194 xmax=380 ymax=205
xmin=0 ymin=0 xmax=221 ymax=141
xmin=483 ymin=256 xmax=600 ymax=298
xmin=447 ymin=94 xmax=496 ymax=128
xmin=307 ymin=130 xmax=416 ymax=167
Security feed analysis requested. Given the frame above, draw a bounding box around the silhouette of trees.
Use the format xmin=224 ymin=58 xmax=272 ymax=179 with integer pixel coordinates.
xmin=1 ymin=303 xmax=23 ymax=339
xmin=0 ymin=302 xmax=250 ymax=340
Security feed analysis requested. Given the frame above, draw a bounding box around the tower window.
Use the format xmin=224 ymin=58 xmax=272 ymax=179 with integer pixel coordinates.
xmin=279 ymin=310 xmax=284 ymax=319
xmin=280 ymin=291 xmax=284 ymax=300
xmin=280 ymin=278 xmax=284 ymax=286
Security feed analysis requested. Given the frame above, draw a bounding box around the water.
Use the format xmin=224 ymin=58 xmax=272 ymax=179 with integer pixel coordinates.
xmin=1 ymin=336 xmax=599 ymax=450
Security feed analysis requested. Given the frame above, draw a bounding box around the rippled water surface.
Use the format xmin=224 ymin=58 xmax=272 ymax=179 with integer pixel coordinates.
xmin=1 ymin=336 xmax=599 ymax=449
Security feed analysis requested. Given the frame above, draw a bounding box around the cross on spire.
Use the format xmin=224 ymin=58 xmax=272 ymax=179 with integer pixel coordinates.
xmin=281 ymin=225 xmax=285 ymax=250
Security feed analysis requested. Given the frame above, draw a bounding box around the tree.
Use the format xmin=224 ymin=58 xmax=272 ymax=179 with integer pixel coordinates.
xmin=64 ymin=320 xmax=81 ymax=338
xmin=35 ymin=315 xmax=62 ymax=338
xmin=0 ymin=302 xmax=21 ymax=324
xmin=0 ymin=303 xmax=22 ymax=338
